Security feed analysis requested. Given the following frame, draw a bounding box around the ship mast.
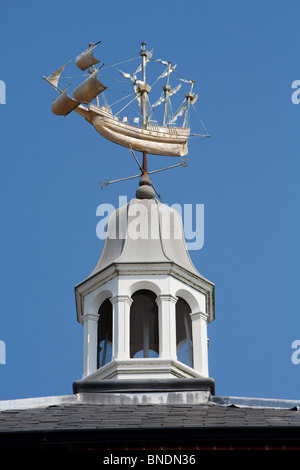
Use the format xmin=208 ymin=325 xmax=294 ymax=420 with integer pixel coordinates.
xmin=88 ymin=64 xmax=99 ymax=107
xmin=139 ymin=42 xmax=151 ymax=128
xmin=163 ymin=62 xmax=171 ymax=126
xmin=183 ymin=80 xmax=195 ymax=128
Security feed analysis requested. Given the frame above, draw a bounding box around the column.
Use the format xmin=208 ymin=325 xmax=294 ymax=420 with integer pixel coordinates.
xmin=190 ymin=311 xmax=209 ymax=376
xmin=156 ymin=294 xmax=177 ymax=359
xmin=82 ymin=313 xmax=99 ymax=378
xmin=110 ymin=295 xmax=132 ymax=360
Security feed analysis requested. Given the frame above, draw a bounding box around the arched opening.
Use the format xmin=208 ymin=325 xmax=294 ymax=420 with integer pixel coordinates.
xmin=97 ymin=298 xmax=112 ymax=368
xmin=176 ymin=297 xmax=193 ymax=368
xmin=130 ymin=289 xmax=159 ymax=358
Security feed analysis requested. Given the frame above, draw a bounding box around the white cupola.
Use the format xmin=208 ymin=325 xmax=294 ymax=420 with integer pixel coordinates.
xmin=74 ymin=177 xmax=215 ymax=386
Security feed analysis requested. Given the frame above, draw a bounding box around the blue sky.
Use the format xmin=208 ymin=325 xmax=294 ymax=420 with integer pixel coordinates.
xmin=0 ymin=0 xmax=299 ymax=401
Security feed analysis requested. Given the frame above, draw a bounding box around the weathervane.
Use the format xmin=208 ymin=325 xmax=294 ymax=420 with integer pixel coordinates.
xmin=99 ymin=148 xmax=188 ymax=201
xmin=43 ymin=41 xmax=210 ymax=198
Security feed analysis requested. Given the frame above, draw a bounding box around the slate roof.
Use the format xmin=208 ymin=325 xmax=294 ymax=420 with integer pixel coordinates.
xmin=0 ymin=396 xmax=300 ymax=453
xmin=0 ymin=399 xmax=299 ymax=432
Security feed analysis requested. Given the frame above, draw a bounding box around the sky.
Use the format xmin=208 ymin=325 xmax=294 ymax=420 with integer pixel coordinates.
xmin=0 ymin=0 xmax=299 ymax=402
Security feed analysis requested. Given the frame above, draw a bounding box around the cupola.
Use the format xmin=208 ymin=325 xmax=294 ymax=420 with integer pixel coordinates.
xmin=74 ymin=181 xmax=215 ymax=385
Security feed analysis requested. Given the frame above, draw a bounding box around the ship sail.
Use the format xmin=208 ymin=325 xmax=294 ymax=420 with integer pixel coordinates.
xmin=152 ymin=84 xmax=181 ymax=108
xmin=119 ymin=69 xmax=143 ymax=106
xmin=44 ymin=63 xmax=69 ymax=91
xmin=46 ymin=64 xmax=66 ymax=90
xmin=190 ymin=93 xmax=198 ymax=105
xmin=73 ymin=70 xmax=107 ymax=104
xmin=157 ymin=63 xmax=177 ymax=80
xmin=118 ymin=47 xmax=153 ymax=111
xmin=51 ymin=86 xmax=79 ymax=116
xmin=151 ymin=93 xmax=164 ymax=108
xmin=169 ymin=103 xmax=188 ymax=124
xmin=169 ymin=83 xmax=181 ymax=97
xmin=75 ymin=43 xmax=100 ymax=71
xmin=169 ymin=93 xmax=198 ymax=118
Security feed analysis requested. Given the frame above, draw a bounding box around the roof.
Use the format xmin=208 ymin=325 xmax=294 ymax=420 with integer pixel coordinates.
xmin=1 ymin=399 xmax=300 ymax=432
xmin=88 ymin=198 xmax=201 ymax=277
xmin=0 ymin=392 xmax=300 ymax=451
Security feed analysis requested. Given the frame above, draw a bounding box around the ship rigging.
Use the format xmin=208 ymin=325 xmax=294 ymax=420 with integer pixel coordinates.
xmin=43 ymin=41 xmax=211 ymax=158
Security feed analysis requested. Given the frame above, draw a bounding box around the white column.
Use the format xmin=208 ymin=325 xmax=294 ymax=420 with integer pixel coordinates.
xmin=190 ymin=311 xmax=209 ymax=376
xmin=82 ymin=313 xmax=99 ymax=378
xmin=110 ymin=295 xmax=132 ymax=360
xmin=156 ymin=294 xmax=177 ymax=359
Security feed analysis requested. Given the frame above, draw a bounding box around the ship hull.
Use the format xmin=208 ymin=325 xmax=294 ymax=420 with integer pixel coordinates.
xmin=90 ymin=112 xmax=189 ymax=157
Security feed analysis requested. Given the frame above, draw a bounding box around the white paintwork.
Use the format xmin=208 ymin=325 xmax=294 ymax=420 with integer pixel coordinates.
xmin=156 ymin=294 xmax=177 ymax=359
xmin=78 ymin=272 xmax=211 ymax=377
xmin=111 ymin=295 xmax=132 ymax=360
xmin=82 ymin=313 xmax=99 ymax=378
xmin=191 ymin=312 xmax=209 ymax=376
xmin=82 ymin=357 xmax=203 ymax=381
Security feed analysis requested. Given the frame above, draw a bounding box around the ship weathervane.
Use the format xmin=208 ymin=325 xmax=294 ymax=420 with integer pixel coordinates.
xmin=43 ymin=41 xmax=211 ymax=197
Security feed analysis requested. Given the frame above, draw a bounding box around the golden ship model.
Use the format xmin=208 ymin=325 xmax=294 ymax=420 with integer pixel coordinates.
xmin=44 ymin=41 xmax=210 ymax=158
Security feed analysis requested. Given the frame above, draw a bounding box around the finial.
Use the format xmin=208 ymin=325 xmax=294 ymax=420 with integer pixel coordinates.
xmin=140 ymin=42 xmax=147 ymax=56
xmin=136 ymin=150 xmax=155 ymax=199
xmin=136 ymin=175 xmax=155 ymax=199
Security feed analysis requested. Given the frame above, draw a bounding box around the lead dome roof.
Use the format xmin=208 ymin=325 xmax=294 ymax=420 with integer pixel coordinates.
xmin=89 ymin=198 xmax=200 ymax=277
